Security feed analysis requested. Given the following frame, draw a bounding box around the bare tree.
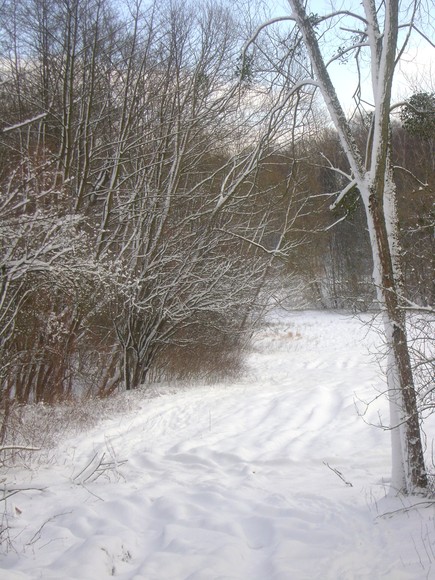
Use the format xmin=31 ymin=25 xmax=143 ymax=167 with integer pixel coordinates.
xmin=291 ymin=0 xmax=432 ymax=494
xmin=96 ymin=0 xmax=308 ymax=391
xmin=244 ymin=0 xmax=432 ymax=493
xmin=0 ymin=0 xmax=308 ymax=411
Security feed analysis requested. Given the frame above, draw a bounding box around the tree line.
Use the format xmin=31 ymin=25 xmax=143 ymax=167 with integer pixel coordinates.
xmin=291 ymin=116 xmax=434 ymax=311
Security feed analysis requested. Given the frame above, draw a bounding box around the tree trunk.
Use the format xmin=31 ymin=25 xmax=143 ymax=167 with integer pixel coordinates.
xmin=366 ymin=189 xmax=427 ymax=492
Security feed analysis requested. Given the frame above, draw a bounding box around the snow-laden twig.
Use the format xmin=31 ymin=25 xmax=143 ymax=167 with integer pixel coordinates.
xmin=1 ymin=484 xmax=46 ymax=493
xmin=392 ymin=165 xmax=429 ymax=189
xmin=72 ymin=452 xmax=127 ymax=485
xmin=217 ymin=229 xmax=288 ymax=260
xmin=378 ymin=501 xmax=435 ymax=519
xmin=1 ymin=484 xmax=47 ymax=503
xmin=400 ymin=298 xmax=435 ymax=314
xmin=329 ymin=179 xmax=358 ymax=210
xmin=2 ymin=113 xmax=47 ymax=133
xmin=26 ymin=512 xmax=71 ymax=547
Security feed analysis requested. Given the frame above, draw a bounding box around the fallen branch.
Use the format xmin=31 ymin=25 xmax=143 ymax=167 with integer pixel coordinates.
xmin=323 ymin=461 xmax=353 ymax=487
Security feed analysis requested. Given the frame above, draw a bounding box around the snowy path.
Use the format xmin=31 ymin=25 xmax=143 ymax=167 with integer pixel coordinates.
xmin=1 ymin=311 xmax=435 ymax=579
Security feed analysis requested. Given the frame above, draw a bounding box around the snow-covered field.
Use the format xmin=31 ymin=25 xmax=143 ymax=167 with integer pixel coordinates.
xmin=1 ymin=310 xmax=435 ymax=579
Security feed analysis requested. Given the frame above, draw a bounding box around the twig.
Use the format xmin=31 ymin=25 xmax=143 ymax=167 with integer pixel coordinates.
xmin=72 ymin=452 xmax=99 ymax=483
xmin=323 ymin=461 xmax=353 ymax=487
xmin=78 ymin=482 xmax=104 ymax=502
xmin=26 ymin=512 xmax=71 ymax=547
xmin=0 ymin=446 xmax=41 ymax=453
xmin=378 ymin=501 xmax=435 ymax=519
xmin=72 ymin=452 xmax=127 ymax=484
xmin=1 ymin=484 xmax=46 ymax=492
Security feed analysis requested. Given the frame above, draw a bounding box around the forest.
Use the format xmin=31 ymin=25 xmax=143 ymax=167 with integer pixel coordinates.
xmin=0 ymin=0 xmax=433 ymax=447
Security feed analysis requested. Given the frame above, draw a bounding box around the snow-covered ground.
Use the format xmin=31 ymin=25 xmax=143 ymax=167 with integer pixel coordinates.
xmin=1 ymin=310 xmax=435 ymax=579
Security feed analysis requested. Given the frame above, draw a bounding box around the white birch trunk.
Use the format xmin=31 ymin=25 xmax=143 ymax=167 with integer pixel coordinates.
xmin=287 ymin=0 xmax=427 ymax=493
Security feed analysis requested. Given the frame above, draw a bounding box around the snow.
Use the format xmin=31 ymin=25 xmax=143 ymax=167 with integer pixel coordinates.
xmin=1 ymin=310 xmax=435 ymax=579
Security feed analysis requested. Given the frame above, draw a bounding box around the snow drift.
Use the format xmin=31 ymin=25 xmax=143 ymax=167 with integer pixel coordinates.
xmin=1 ymin=310 xmax=434 ymax=579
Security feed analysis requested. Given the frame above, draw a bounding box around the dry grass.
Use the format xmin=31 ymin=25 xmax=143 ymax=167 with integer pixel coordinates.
xmin=0 ymin=391 xmax=145 ymax=469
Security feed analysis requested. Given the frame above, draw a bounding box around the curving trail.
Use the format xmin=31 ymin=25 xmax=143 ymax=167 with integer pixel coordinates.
xmin=1 ymin=310 xmax=434 ymax=579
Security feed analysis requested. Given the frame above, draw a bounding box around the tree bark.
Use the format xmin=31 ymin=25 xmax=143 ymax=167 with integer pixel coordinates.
xmin=367 ymin=189 xmax=427 ymax=491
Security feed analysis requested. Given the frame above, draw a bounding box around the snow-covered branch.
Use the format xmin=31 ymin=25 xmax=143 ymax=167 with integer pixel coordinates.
xmin=329 ymin=179 xmax=358 ymax=210
xmin=2 ymin=113 xmax=48 ymax=133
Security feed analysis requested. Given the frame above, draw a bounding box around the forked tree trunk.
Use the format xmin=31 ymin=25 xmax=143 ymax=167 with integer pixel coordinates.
xmin=287 ymin=0 xmax=428 ymax=494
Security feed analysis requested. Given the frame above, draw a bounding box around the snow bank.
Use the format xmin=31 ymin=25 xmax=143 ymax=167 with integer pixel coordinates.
xmin=1 ymin=310 xmax=434 ymax=579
